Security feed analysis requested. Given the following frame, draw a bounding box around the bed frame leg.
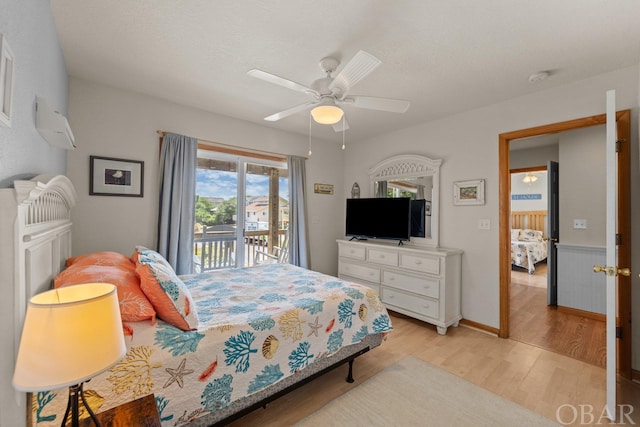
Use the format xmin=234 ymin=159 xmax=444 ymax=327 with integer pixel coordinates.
xmin=346 ymin=359 xmax=355 ymax=383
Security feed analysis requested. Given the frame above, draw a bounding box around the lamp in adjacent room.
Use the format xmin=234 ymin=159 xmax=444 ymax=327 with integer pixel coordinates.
xmin=522 ymin=172 xmax=538 ymax=184
xmin=310 ymin=98 xmax=344 ymax=125
xmin=13 ymin=283 xmax=126 ymax=427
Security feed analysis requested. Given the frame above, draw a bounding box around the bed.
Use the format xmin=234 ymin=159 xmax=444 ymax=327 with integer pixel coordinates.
xmin=0 ymin=175 xmax=392 ymax=427
xmin=510 ymin=210 xmax=548 ymax=274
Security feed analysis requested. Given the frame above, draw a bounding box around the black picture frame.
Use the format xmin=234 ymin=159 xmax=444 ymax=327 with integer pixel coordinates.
xmin=90 ymin=155 xmax=144 ymax=197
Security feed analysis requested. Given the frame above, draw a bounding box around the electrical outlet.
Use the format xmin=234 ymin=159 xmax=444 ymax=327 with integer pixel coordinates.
xmin=478 ymin=219 xmax=491 ymax=230
xmin=573 ymin=219 xmax=587 ymax=229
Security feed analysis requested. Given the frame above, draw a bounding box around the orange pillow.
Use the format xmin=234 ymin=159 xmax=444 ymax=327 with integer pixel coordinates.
xmin=55 ymin=264 xmax=156 ymax=323
xmin=136 ymin=262 xmax=199 ymax=331
xmin=67 ymin=251 xmax=135 ymax=271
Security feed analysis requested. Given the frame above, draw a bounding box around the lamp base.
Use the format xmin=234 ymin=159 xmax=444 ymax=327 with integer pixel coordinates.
xmin=61 ymin=382 xmax=100 ymax=427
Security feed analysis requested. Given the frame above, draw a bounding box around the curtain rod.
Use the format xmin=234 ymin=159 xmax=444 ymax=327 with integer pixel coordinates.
xmin=156 ymin=130 xmax=307 ymax=161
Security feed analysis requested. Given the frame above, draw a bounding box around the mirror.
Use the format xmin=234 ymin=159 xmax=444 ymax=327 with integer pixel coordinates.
xmin=368 ymin=154 xmax=442 ymax=247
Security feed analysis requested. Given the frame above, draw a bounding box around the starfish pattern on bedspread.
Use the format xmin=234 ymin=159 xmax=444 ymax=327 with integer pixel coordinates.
xmin=164 ymin=358 xmax=194 ymax=389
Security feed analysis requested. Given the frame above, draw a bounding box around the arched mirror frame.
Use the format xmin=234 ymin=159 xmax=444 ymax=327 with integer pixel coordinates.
xmin=368 ymin=154 xmax=442 ymax=248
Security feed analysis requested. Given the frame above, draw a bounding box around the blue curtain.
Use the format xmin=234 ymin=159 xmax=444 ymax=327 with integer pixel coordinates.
xmin=287 ymin=155 xmax=310 ymax=268
xmin=157 ymin=133 xmax=197 ymax=274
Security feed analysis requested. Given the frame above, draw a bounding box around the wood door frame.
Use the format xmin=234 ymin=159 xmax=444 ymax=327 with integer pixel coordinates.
xmin=498 ymin=110 xmax=631 ymax=378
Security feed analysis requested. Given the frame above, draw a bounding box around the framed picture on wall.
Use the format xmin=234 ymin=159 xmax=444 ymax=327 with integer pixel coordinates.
xmin=0 ymin=34 xmax=15 ymax=127
xmin=90 ymin=155 xmax=144 ymax=197
xmin=453 ymin=179 xmax=485 ymax=205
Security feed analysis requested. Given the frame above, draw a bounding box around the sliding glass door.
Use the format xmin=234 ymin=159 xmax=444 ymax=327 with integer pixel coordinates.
xmin=194 ymin=150 xmax=288 ymax=271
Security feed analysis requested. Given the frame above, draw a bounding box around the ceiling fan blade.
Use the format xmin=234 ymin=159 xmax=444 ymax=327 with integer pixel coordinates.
xmin=342 ymin=95 xmax=410 ymax=113
xmin=332 ymin=117 xmax=350 ymax=132
xmin=329 ymin=50 xmax=381 ymax=94
xmin=247 ymin=69 xmax=319 ymax=96
xmin=264 ymin=101 xmax=317 ymax=122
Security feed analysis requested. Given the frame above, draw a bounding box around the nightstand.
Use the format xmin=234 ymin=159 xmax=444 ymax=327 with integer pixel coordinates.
xmin=78 ymin=394 xmax=161 ymax=427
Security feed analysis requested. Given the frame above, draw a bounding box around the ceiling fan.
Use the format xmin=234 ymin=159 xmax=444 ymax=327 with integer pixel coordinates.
xmin=247 ymin=50 xmax=410 ymax=132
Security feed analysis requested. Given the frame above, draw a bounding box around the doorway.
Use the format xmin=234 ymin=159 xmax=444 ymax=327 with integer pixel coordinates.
xmin=498 ymin=110 xmax=632 ymax=378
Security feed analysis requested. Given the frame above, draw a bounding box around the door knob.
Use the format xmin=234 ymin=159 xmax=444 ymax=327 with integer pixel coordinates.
xmin=594 ymin=265 xmax=631 ymax=276
xmin=594 ymin=265 xmax=614 ymax=276
xmin=617 ymin=268 xmax=631 ymax=276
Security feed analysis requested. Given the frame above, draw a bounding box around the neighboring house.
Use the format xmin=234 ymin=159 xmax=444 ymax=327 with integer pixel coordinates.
xmin=245 ymin=196 xmax=289 ymax=229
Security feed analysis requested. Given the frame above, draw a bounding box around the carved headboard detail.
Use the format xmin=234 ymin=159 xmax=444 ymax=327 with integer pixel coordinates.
xmin=0 ymin=174 xmax=77 ymax=426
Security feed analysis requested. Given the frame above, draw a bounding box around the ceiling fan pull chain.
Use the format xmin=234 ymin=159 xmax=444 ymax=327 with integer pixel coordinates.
xmin=342 ymin=116 xmax=346 ymax=150
xmin=308 ymin=113 xmax=312 ymax=156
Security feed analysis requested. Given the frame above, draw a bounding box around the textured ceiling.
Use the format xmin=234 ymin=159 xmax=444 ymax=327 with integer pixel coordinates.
xmin=50 ymin=1 xmax=640 ymax=144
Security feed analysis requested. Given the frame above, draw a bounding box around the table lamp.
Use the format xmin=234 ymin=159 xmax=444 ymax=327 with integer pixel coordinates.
xmin=13 ymin=283 xmax=126 ymax=427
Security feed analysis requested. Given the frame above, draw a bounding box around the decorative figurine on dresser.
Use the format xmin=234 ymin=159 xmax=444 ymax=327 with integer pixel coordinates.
xmin=338 ymin=154 xmax=462 ymax=335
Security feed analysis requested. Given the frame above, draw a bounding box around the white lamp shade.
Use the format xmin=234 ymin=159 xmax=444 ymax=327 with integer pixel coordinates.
xmin=13 ymin=283 xmax=126 ymax=391
xmin=310 ymin=105 xmax=344 ymax=125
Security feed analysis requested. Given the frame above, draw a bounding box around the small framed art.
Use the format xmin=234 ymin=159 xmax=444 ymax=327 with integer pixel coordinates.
xmin=314 ymin=183 xmax=334 ymax=195
xmin=90 ymin=155 xmax=144 ymax=197
xmin=453 ymin=179 xmax=485 ymax=206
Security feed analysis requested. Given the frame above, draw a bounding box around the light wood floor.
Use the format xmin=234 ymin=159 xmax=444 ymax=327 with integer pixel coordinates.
xmin=510 ymin=264 xmax=607 ymax=368
xmin=230 ymin=311 xmax=640 ymax=426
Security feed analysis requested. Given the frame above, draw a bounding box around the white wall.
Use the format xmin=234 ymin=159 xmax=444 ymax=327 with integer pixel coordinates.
xmin=342 ymin=66 xmax=640 ymax=370
xmin=0 ymin=0 xmax=68 ymax=187
xmin=0 ymin=1 xmax=69 ymax=425
xmin=559 ymin=126 xmax=606 ymax=246
xmin=509 ymin=144 xmax=559 ymax=170
xmin=66 ymin=78 xmax=345 ymax=276
xmin=510 ymin=172 xmax=548 ymax=212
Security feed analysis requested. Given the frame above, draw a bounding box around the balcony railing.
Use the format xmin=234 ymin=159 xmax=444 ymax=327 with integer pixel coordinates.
xmin=193 ymin=228 xmax=287 ymax=272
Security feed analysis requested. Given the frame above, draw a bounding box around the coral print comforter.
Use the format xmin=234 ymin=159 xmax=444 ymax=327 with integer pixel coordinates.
xmin=33 ymin=263 xmax=392 ymax=426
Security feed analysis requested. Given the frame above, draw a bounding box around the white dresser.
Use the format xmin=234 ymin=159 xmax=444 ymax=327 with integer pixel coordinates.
xmin=337 ymin=239 xmax=462 ymax=335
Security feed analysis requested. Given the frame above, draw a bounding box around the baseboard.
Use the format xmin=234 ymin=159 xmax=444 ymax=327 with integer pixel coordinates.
xmin=557 ymin=306 xmax=605 ymax=322
xmin=632 ymin=369 xmax=640 ymax=384
xmin=459 ymin=319 xmax=499 ymax=336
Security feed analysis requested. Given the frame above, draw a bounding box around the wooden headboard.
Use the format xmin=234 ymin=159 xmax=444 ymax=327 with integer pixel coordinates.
xmin=0 ymin=174 xmax=77 ymax=427
xmin=511 ymin=210 xmax=547 ymax=235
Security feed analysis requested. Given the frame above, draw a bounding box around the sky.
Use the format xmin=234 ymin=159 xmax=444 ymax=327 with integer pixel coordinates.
xmin=196 ymin=169 xmax=288 ymax=200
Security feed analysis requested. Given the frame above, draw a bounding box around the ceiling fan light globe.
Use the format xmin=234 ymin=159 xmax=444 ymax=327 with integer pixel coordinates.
xmin=310 ymin=105 xmax=344 ymax=125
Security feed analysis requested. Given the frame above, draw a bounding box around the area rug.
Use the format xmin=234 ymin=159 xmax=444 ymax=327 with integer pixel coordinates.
xmin=295 ymin=356 xmax=559 ymax=426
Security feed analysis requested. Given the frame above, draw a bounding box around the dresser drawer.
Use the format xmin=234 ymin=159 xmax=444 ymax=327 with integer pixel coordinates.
xmin=339 ymin=244 xmax=366 ymax=260
xmin=382 ymin=288 xmax=439 ymax=318
xmin=338 ymin=261 xmax=380 ymax=283
xmin=367 ymin=248 xmax=398 ymax=266
xmin=339 ymin=274 xmax=380 ymax=295
xmin=381 ymin=270 xmax=439 ymax=299
xmin=399 ymin=253 xmax=440 ymax=275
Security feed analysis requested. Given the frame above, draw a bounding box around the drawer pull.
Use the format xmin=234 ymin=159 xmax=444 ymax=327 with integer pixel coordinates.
xmin=415 ymin=259 xmax=422 ymax=265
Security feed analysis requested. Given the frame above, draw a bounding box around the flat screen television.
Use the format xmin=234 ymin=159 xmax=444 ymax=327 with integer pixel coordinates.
xmin=410 ymin=199 xmax=426 ymax=238
xmin=346 ymin=197 xmax=411 ymax=242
